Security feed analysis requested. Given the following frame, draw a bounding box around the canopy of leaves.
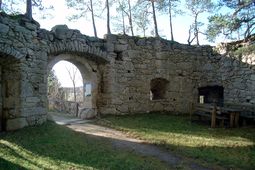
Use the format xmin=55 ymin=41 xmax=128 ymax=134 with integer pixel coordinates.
xmin=207 ymin=0 xmax=255 ymax=42
xmin=0 ymin=0 xmax=53 ymax=19
xmin=185 ymin=0 xmax=214 ymax=16
xmin=48 ymin=70 xmax=62 ymax=99
xmin=66 ymin=0 xmax=101 ymax=20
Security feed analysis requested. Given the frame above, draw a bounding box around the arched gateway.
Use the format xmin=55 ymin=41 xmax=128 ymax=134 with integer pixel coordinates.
xmin=0 ymin=16 xmax=109 ymax=131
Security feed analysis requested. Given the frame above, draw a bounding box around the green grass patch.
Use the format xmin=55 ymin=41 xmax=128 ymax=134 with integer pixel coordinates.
xmin=0 ymin=122 xmax=170 ymax=170
xmin=96 ymin=113 xmax=255 ymax=169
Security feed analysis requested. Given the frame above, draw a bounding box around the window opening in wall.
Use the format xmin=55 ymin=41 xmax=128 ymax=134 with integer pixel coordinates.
xmin=115 ymin=51 xmax=123 ymax=61
xmin=198 ymin=86 xmax=224 ymax=106
xmin=150 ymin=78 xmax=169 ymax=100
xmin=84 ymin=83 xmax=92 ymax=97
xmin=199 ymin=95 xmax=204 ymax=104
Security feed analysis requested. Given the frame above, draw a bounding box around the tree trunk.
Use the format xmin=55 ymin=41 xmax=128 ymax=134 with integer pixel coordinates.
xmin=121 ymin=9 xmax=126 ymax=34
xmin=73 ymin=81 xmax=76 ymax=102
xmin=169 ymin=0 xmax=174 ymax=41
xmin=194 ymin=13 xmax=199 ymax=45
xmin=128 ymin=0 xmax=134 ymax=36
xmin=26 ymin=0 xmax=33 ymax=21
xmin=187 ymin=25 xmax=195 ymax=45
xmin=187 ymin=25 xmax=192 ymax=45
xmin=90 ymin=0 xmax=98 ymax=38
xmin=151 ymin=1 xmax=159 ymax=37
xmin=106 ymin=0 xmax=111 ymax=34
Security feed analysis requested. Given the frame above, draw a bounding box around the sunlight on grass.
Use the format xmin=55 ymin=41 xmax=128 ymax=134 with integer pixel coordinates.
xmin=0 ymin=140 xmax=93 ymax=170
xmin=97 ymin=113 xmax=255 ymax=169
xmin=136 ymin=130 xmax=254 ymax=147
xmin=0 ymin=122 xmax=170 ymax=170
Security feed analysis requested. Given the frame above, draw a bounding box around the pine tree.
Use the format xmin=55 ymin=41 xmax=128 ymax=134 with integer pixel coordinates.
xmin=66 ymin=0 xmax=102 ymax=38
xmin=185 ymin=0 xmax=214 ymax=45
xmin=207 ymin=0 xmax=255 ymax=42
xmin=137 ymin=0 xmax=161 ymax=37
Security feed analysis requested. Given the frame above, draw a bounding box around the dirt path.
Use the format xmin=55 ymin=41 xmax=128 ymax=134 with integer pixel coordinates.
xmin=48 ymin=113 xmax=212 ymax=170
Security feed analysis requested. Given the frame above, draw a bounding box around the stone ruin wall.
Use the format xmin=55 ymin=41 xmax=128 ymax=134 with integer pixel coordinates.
xmin=99 ymin=35 xmax=255 ymax=114
xmin=99 ymin=35 xmax=212 ymax=114
xmin=0 ymin=13 xmax=254 ymax=130
xmin=194 ymin=51 xmax=255 ymax=105
xmin=0 ymin=14 xmax=48 ymax=130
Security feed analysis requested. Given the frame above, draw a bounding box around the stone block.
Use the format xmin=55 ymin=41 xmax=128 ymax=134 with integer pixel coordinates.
xmin=118 ymin=39 xmax=128 ymax=44
xmin=104 ymin=34 xmax=117 ymax=42
xmin=114 ymin=44 xmax=128 ymax=52
xmin=116 ymin=105 xmax=129 ymax=113
xmin=6 ymin=118 xmax=28 ymax=131
xmin=26 ymin=114 xmax=46 ymax=126
xmin=51 ymin=25 xmax=69 ymax=40
xmin=25 ymin=22 xmax=37 ymax=31
xmin=0 ymin=23 xmax=9 ymax=34
xmin=251 ymin=75 xmax=255 ymax=81
xmin=151 ymin=102 xmax=164 ymax=111
xmin=105 ymin=42 xmax=114 ymax=52
xmin=79 ymin=108 xmax=97 ymax=119
xmin=26 ymin=97 xmax=40 ymax=103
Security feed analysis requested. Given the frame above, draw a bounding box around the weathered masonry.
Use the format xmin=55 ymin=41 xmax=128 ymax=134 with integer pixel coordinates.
xmin=0 ymin=14 xmax=254 ymax=131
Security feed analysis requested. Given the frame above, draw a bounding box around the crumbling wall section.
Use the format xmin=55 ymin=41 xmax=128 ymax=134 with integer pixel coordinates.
xmin=0 ymin=14 xmax=48 ymax=130
xmin=98 ymin=35 xmax=213 ymax=114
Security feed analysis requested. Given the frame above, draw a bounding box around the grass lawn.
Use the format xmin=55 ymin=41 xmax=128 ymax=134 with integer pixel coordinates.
xmin=0 ymin=122 xmax=170 ymax=170
xmin=96 ymin=113 xmax=255 ymax=170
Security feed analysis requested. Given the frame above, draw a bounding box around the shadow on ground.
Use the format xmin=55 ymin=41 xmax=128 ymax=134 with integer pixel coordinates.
xmin=0 ymin=122 xmax=170 ymax=170
xmin=0 ymin=157 xmax=26 ymax=170
xmin=96 ymin=113 xmax=255 ymax=169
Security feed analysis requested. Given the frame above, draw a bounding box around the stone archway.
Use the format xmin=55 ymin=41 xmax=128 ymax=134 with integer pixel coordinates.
xmin=47 ymin=53 xmax=101 ymax=119
xmin=44 ymin=25 xmax=110 ymax=119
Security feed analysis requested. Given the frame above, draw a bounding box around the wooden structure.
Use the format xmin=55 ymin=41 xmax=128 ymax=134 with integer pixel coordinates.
xmin=224 ymin=103 xmax=255 ymax=125
xmin=192 ymin=103 xmax=242 ymax=128
xmin=193 ymin=103 xmax=227 ymax=128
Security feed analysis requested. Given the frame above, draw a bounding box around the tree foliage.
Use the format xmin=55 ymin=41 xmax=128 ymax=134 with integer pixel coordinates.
xmin=48 ymin=70 xmax=63 ymax=100
xmin=158 ymin=0 xmax=182 ymax=41
xmin=133 ymin=2 xmax=150 ymax=37
xmin=136 ymin=0 xmax=162 ymax=37
xmin=0 ymin=0 xmax=53 ymax=20
xmin=207 ymin=0 xmax=255 ymax=42
xmin=185 ymin=0 xmax=215 ymax=45
xmin=115 ymin=0 xmax=134 ymax=36
xmin=66 ymin=0 xmax=102 ymax=38
xmin=0 ymin=0 xmax=20 ymax=14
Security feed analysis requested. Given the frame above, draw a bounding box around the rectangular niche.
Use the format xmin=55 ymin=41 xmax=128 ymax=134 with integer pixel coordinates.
xmin=198 ymin=85 xmax=224 ymax=106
